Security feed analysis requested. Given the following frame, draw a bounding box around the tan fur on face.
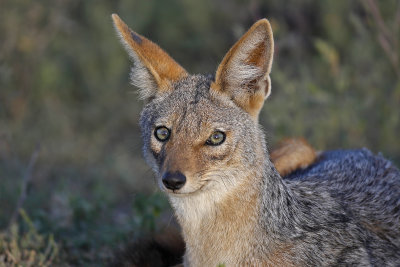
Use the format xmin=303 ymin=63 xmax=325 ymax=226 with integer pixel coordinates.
xmin=153 ymin=125 xmax=236 ymax=195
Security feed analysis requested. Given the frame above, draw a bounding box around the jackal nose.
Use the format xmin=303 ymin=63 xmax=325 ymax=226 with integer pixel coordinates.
xmin=162 ymin=171 xmax=186 ymax=190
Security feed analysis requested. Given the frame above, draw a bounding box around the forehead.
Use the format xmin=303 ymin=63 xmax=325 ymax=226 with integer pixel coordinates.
xmin=144 ymin=75 xmax=241 ymax=130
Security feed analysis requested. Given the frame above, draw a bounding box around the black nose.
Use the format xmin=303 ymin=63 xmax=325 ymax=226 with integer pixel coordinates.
xmin=162 ymin=171 xmax=186 ymax=190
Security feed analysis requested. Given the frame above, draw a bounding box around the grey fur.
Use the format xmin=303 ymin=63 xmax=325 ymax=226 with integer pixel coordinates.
xmin=138 ymin=74 xmax=400 ymax=266
xmin=112 ymin=15 xmax=400 ymax=266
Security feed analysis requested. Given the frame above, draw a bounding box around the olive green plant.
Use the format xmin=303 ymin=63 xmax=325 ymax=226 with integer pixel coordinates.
xmin=0 ymin=210 xmax=60 ymax=267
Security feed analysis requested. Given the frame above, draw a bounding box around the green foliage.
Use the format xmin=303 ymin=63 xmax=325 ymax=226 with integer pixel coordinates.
xmin=132 ymin=193 xmax=170 ymax=233
xmin=1 ymin=0 xmax=399 ymax=264
xmin=0 ymin=210 xmax=60 ymax=267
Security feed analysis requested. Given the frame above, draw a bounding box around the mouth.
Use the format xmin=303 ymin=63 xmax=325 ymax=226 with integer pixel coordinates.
xmin=162 ymin=180 xmax=209 ymax=196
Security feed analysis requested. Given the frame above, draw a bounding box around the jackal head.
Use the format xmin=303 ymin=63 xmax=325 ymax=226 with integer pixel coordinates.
xmin=112 ymin=14 xmax=274 ymax=199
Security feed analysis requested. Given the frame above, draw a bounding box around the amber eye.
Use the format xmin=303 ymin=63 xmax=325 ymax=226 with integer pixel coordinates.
xmin=154 ymin=126 xmax=170 ymax=142
xmin=206 ymin=131 xmax=226 ymax=146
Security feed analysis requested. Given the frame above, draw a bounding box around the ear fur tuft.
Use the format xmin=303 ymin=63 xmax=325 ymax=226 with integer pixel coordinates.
xmin=112 ymin=14 xmax=188 ymax=100
xmin=213 ymin=19 xmax=274 ymax=119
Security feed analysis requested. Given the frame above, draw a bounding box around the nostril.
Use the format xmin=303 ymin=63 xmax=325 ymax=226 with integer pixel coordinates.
xmin=162 ymin=171 xmax=186 ymax=190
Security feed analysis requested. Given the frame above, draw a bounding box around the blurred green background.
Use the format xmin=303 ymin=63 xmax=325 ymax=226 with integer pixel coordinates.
xmin=1 ymin=0 xmax=399 ymax=265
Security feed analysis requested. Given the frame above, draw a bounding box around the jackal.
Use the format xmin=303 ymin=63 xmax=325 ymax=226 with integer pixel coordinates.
xmin=110 ymin=138 xmax=317 ymax=267
xmin=112 ymin=14 xmax=400 ymax=266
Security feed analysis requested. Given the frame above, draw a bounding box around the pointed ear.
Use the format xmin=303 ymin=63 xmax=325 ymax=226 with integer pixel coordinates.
xmin=213 ymin=19 xmax=274 ymax=119
xmin=112 ymin=14 xmax=188 ymax=100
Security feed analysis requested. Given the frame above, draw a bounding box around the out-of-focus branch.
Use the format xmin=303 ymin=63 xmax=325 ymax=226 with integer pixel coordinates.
xmin=363 ymin=0 xmax=400 ymax=77
xmin=8 ymin=143 xmax=41 ymax=228
xmin=364 ymin=0 xmax=394 ymax=43
xmin=394 ymin=3 xmax=400 ymax=48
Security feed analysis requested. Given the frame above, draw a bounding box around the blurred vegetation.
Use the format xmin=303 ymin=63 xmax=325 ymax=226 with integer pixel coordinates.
xmin=1 ymin=0 xmax=399 ymax=265
xmin=0 ymin=210 xmax=60 ymax=267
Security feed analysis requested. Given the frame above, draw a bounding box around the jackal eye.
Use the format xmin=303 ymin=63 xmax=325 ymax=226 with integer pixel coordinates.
xmin=206 ymin=131 xmax=226 ymax=146
xmin=154 ymin=126 xmax=170 ymax=142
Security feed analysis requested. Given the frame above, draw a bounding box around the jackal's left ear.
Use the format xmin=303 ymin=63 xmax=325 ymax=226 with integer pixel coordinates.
xmin=112 ymin=14 xmax=188 ymax=100
xmin=213 ymin=19 xmax=274 ymax=118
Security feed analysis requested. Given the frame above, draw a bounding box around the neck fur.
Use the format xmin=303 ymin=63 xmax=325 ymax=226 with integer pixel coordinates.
xmin=169 ymin=158 xmax=298 ymax=266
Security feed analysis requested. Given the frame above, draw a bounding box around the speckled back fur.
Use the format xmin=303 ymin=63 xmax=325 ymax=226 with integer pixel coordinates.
xmin=275 ymin=149 xmax=400 ymax=266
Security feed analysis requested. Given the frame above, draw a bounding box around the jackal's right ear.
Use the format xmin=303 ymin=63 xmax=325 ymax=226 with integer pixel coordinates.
xmin=112 ymin=14 xmax=188 ymax=100
xmin=213 ymin=19 xmax=274 ymax=119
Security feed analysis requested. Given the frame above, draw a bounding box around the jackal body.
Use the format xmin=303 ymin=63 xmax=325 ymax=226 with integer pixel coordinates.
xmin=112 ymin=14 xmax=400 ymax=266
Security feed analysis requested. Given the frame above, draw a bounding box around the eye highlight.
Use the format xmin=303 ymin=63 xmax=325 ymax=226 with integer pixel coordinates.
xmin=154 ymin=126 xmax=170 ymax=142
xmin=206 ymin=131 xmax=226 ymax=146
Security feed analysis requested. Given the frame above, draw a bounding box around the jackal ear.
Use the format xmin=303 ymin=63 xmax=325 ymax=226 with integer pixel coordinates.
xmin=112 ymin=14 xmax=188 ymax=100
xmin=213 ymin=19 xmax=274 ymax=118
